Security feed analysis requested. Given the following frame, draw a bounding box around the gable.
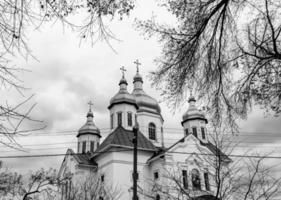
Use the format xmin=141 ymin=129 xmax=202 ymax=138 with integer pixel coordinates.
xmin=147 ymin=134 xmax=230 ymax=164
xmin=93 ymin=126 xmax=157 ymax=158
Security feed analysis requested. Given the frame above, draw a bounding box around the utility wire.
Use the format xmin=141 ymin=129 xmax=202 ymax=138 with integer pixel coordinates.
xmin=0 ymin=149 xmax=281 ymax=159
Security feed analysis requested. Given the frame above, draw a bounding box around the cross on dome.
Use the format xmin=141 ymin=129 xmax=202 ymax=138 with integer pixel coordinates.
xmin=134 ymin=59 xmax=141 ymax=73
xmin=88 ymin=100 xmax=94 ymax=111
xmin=120 ymin=66 xmax=127 ymax=78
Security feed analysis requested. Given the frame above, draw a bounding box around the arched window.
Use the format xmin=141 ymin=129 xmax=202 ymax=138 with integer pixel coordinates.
xmin=110 ymin=114 xmax=114 ymax=129
xmin=185 ymin=128 xmax=189 ymax=136
xmin=90 ymin=141 xmax=95 ymax=152
xmin=204 ymin=172 xmax=210 ymax=191
xmin=191 ymin=169 xmax=201 ymax=190
xmin=82 ymin=141 xmax=86 ymax=154
xmin=148 ymin=123 xmax=156 ymax=140
xmin=201 ymin=127 xmax=206 ymax=139
xmin=192 ymin=127 xmax=198 ymax=138
xmin=156 ymin=194 xmax=160 ymax=200
xmin=127 ymin=112 xmax=132 ymax=127
xmin=117 ymin=112 xmax=122 ymax=126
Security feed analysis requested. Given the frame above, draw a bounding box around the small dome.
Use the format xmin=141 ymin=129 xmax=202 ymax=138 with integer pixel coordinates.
xmin=133 ymin=72 xmax=143 ymax=83
xmin=182 ymin=96 xmax=207 ymax=123
xmin=77 ymin=110 xmax=101 ymax=137
xmin=108 ymin=76 xmax=138 ymax=109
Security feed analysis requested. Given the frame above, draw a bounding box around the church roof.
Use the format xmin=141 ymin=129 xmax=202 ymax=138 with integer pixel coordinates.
xmin=66 ymin=149 xmax=98 ymax=166
xmin=147 ymin=135 xmax=230 ymax=163
xmin=200 ymin=141 xmax=231 ymax=163
xmin=94 ymin=126 xmax=157 ymax=156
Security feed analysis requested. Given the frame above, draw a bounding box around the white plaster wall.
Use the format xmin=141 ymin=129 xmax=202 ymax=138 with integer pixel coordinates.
xmin=96 ymin=149 xmax=154 ymax=200
xmin=137 ymin=112 xmax=163 ymax=147
xmin=163 ymin=135 xmax=217 ymax=194
xmin=109 ymin=104 xmax=137 ymax=130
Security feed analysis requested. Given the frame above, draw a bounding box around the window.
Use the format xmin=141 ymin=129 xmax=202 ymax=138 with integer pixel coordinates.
xmin=77 ymin=142 xmax=80 ymax=153
xmin=185 ymin=128 xmax=189 ymax=136
xmin=101 ymin=174 xmax=105 ymax=183
xmin=82 ymin=141 xmax=86 ymax=154
xmin=154 ymin=171 xmax=159 ymax=180
xmin=191 ymin=169 xmax=201 ymax=190
xmin=65 ymin=181 xmax=69 ymax=199
xmin=110 ymin=114 xmax=114 ymax=129
xmin=127 ymin=112 xmax=132 ymax=127
xmin=192 ymin=127 xmax=198 ymax=138
xmin=156 ymin=194 xmax=160 ymax=200
xmin=182 ymin=170 xmax=188 ymax=189
xmin=204 ymin=172 xmax=210 ymax=191
xmin=201 ymin=127 xmax=206 ymax=139
xmin=117 ymin=112 xmax=122 ymax=126
xmin=90 ymin=141 xmax=95 ymax=152
xmin=148 ymin=123 xmax=156 ymax=140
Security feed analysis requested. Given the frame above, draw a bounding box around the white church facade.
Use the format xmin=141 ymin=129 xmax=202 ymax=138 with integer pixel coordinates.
xmin=58 ymin=65 xmax=231 ymax=200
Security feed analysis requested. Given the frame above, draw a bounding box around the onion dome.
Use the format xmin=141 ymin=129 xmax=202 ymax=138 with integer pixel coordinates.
xmin=133 ymin=70 xmax=143 ymax=83
xmin=108 ymin=73 xmax=138 ymax=109
xmin=182 ymin=96 xmax=208 ymax=124
xmin=132 ymin=71 xmax=161 ymax=115
xmin=77 ymin=109 xmax=101 ymax=137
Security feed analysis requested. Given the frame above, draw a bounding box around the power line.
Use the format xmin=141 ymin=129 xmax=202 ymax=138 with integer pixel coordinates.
xmin=0 ymin=149 xmax=132 ymax=159
xmin=167 ymin=151 xmax=281 ymax=159
xmin=4 ymin=126 xmax=281 ymax=136
xmin=1 ymin=142 xmax=281 ymax=153
xmin=0 ymin=149 xmax=280 ymax=159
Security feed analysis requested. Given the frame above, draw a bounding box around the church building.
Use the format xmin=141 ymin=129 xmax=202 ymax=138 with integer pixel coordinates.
xmin=58 ymin=62 xmax=230 ymax=200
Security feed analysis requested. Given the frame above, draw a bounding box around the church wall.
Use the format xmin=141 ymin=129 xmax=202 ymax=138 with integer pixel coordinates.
xmin=163 ymin=135 xmax=216 ymax=195
xmin=109 ymin=104 xmax=137 ymax=130
xmin=137 ymin=112 xmax=163 ymax=146
xmin=96 ymin=149 xmax=154 ymax=199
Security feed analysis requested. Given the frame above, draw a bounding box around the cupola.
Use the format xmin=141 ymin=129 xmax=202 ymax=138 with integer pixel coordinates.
xmin=77 ymin=102 xmax=101 ymax=154
xmin=132 ymin=61 xmax=161 ymax=115
xmin=131 ymin=60 xmax=164 ymax=147
xmin=108 ymin=67 xmax=138 ymax=130
xmin=182 ymin=96 xmax=208 ymax=142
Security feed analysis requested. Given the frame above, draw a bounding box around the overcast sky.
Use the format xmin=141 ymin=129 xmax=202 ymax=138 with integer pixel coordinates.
xmin=1 ymin=1 xmax=281 ymax=174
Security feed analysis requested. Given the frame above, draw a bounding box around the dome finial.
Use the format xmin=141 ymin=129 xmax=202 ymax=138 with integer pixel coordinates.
xmin=88 ymin=100 xmax=93 ymax=111
xmin=120 ymin=66 xmax=127 ymax=79
xmin=119 ymin=66 xmax=128 ymax=85
xmin=134 ymin=59 xmax=141 ymax=73
xmin=87 ymin=100 xmax=94 ymax=118
xmin=188 ymin=86 xmax=196 ymax=103
xmin=133 ymin=59 xmax=143 ymax=84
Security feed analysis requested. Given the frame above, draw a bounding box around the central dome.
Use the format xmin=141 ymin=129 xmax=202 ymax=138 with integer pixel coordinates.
xmin=132 ymin=72 xmax=161 ymax=115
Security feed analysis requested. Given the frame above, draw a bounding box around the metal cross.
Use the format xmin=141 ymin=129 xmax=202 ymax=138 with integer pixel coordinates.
xmin=120 ymin=66 xmax=127 ymax=77
xmin=88 ymin=100 xmax=94 ymax=111
xmin=134 ymin=59 xmax=141 ymax=73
